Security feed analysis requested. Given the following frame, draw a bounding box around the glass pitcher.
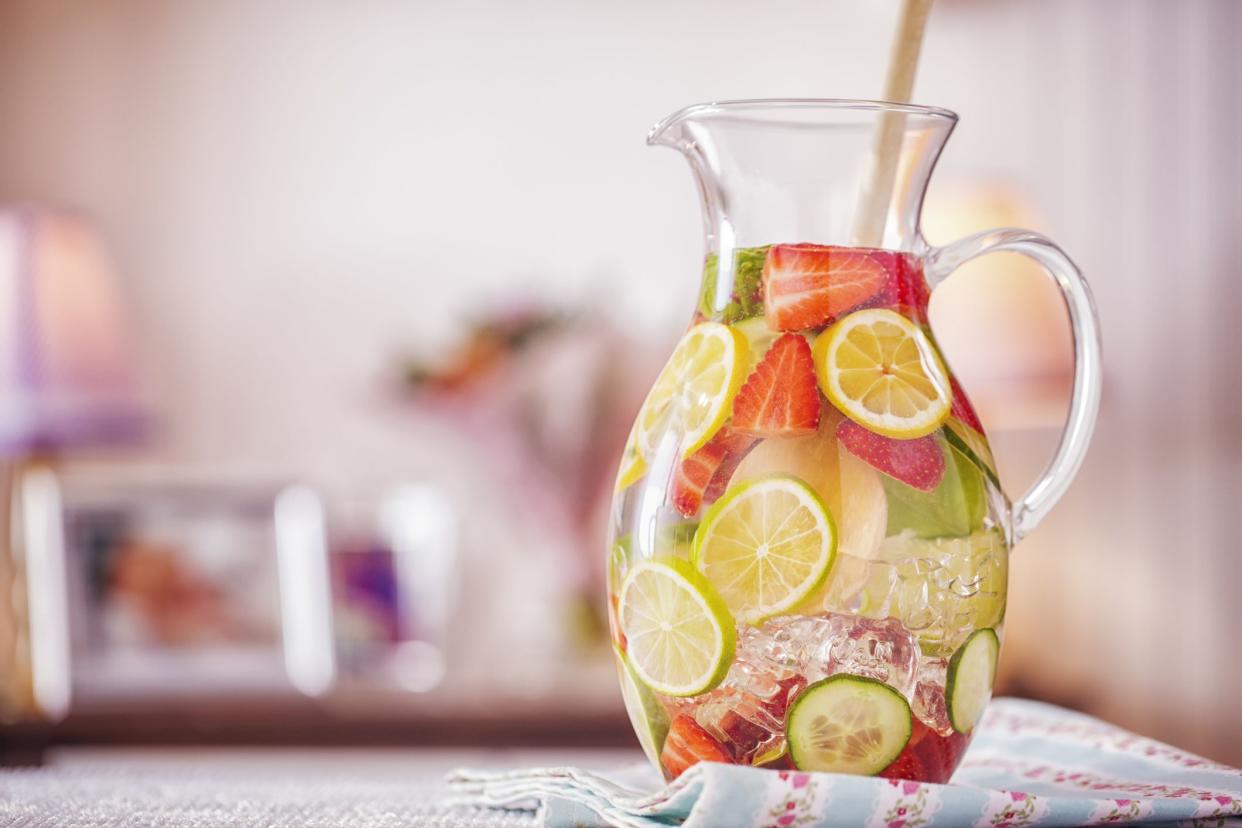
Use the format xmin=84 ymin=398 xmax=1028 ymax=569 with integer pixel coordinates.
xmin=606 ymin=99 xmax=1101 ymax=783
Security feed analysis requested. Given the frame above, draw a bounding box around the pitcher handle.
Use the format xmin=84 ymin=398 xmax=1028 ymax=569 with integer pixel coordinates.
xmin=926 ymin=229 xmax=1103 ymax=543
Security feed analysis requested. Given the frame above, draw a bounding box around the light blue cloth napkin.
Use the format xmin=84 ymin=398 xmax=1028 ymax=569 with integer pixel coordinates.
xmin=447 ymin=699 xmax=1242 ymax=827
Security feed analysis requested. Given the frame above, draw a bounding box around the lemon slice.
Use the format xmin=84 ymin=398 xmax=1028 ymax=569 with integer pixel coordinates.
xmin=731 ymin=315 xmax=782 ymax=372
xmin=635 ymin=322 xmax=748 ymax=459
xmin=618 ymin=559 xmax=735 ymax=697
xmin=614 ymin=427 xmax=647 ymax=492
xmin=693 ymin=475 xmax=837 ymax=624
xmin=813 ymin=308 xmax=951 ymax=439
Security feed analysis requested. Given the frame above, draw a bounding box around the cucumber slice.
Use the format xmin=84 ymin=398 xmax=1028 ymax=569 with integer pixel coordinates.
xmin=613 ymin=645 xmax=670 ymax=767
xmin=947 ymin=628 xmax=1000 ymax=733
xmin=787 ymin=675 xmax=912 ymax=776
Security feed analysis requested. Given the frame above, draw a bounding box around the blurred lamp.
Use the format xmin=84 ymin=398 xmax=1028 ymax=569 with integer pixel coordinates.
xmin=0 ymin=206 xmax=144 ymax=722
xmin=922 ymin=182 xmax=1074 ymax=431
xmin=0 ymin=207 xmax=144 ymax=451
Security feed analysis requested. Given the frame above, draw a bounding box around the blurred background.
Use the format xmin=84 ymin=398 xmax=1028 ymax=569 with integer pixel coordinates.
xmin=0 ymin=0 xmax=1238 ymax=766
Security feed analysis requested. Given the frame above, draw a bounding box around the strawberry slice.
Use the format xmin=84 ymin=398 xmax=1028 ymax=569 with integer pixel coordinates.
xmin=879 ymin=718 xmax=932 ymax=782
xmin=661 ymin=714 xmax=732 ymax=779
xmin=731 ymin=333 xmax=821 ymax=438
xmin=763 ymin=244 xmax=889 ymax=331
xmin=672 ymin=429 xmax=755 ymax=517
xmin=880 ymin=718 xmax=970 ymax=783
xmin=871 ymin=251 xmax=932 ymax=321
xmin=949 ymin=376 xmax=986 ymax=434
xmin=836 ymin=418 xmax=945 ymax=492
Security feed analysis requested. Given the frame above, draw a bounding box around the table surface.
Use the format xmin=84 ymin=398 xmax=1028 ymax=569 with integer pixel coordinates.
xmin=0 ymin=746 xmax=645 ymax=827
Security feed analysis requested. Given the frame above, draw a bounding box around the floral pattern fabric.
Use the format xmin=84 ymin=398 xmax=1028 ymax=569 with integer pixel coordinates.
xmin=447 ymin=699 xmax=1242 ymax=827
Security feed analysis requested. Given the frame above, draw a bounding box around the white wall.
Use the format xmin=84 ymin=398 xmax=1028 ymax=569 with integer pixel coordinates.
xmin=0 ymin=0 xmax=1049 ymax=482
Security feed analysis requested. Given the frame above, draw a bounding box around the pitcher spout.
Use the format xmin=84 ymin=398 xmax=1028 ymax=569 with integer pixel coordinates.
xmin=644 ymin=99 xmax=957 ymax=252
xmin=646 ymin=104 xmax=700 ymax=150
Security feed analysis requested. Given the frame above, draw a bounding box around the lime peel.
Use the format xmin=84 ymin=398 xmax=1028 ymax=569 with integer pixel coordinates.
xmin=693 ymin=474 xmax=837 ymax=625
xmin=618 ymin=558 xmax=736 ymax=697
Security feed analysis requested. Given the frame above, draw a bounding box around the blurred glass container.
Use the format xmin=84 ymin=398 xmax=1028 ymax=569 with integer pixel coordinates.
xmin=17 ymin=471 xmax=336 ymax=717
xmin=328 ymin=484 xmax=457 ymax=694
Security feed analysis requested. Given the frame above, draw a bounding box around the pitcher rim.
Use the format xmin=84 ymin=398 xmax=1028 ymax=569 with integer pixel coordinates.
xmin=647 ymin=98 xmax=959 ymax=145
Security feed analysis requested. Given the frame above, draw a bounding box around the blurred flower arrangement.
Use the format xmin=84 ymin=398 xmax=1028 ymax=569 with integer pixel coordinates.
xmin=403 ymin=305 xmax=649 ymax=648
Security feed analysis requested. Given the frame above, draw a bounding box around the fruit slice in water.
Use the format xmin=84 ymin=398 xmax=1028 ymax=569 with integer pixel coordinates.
xmin=787 ymin=675 xmax=913 ymax=775
xmin=763 ymin=245 xmax=889 ymax=332
xmin=946 ymin=628 xmax=999 ymax=733
xmin=662 ymin=713 xmax=732 ymax=779
xmin=731 ymin=333 xmax=821 ymax=438
xmin=614 ymin=645 xmax=671 ymax=767
xmin=672 ymin=428 xmax=755 ymax=517
xmin=879 ymin=716 xmax=970 ymax=783
xmin=884 ymin=440 xmax=986 ymax=539
xmin=813 ymin=308 xmax=952 ymax=440
xmin=836 ymin=417 xmax=945 ymax=492
xmin=635 ymin=322 xmax=749 ymax=459
xmin=615 ymin=428 xmax=647 ymax=492
xmin=699 ymin=246 xmax=770 ymax=324
xmin=949 ymin=375 xmax=986 ymax=433
xmin=730 ymin=414 xmax=887 ymax=613
xmin=943 ymin=419 xmax=1001 ymax=492
xmin=694 ymin=476 xmax=836 ymax=624
xmin=618 ymin=559 xmax=736 ymax=697
xmin=872 ymin=252 xmax=933 ymax=321
xmin=732 ymin=315 xmax=782 ymax=371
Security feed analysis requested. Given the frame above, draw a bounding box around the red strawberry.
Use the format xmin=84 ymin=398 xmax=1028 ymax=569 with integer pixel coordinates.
xmin=672 ymin=429 xmax=755 ymax=517
xmin=879 ymin=718 xmax=932 ymax=782
xmin=760 ymin=675 xmax=806 ymax=719
xmin=836 ymin=418 xmax=945 ymax=492
xmin=763 ymin=244 xmax=889 ymax=331
xmin=870 ymin=251 xmax=932 ymax=320
xmin=949 ymin=376 xmax=986 ymax=434
xmin=701 ymin=436 xmax=754 ymax=504
xmin=879 ymin=715 xmax=974 ymax=784
xmin=916 ymin=728 xmax=970 ymax=783
xmin=661 ymin=714 xmax=732 ymax=779
xmin=881 ymin=718 xmax=971 ymax=783
xmin=718 ymin=708 xmax=770 ymax=761
xmin=731 ymin=333 xmax=821 ymax=438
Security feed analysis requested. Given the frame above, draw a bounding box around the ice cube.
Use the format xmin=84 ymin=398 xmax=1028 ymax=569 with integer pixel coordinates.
xmin=750 ymin=616 xmax=839 ymax=673
xmin=911 ymin=656 xmax=953 ymax=735
xmin=692 ymin=687 xmax=787 ymax=764
xmin=681 ymin=621 xmax=815 ymax=765
xmin=882 ymin=530 xmax=1007 ymax=655
xmin=685 ymin=613 xmax=921 ymax=763
xmin=736 ymin=613 xmax=919 ymax=694
xmin=821 ymin=615 xmax=918 ymax=696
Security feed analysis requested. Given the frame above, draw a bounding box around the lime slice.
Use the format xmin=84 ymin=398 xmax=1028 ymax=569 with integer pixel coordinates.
xmin=618 ymin=559 xmax=735 ymax=697
xmin=947 ymin=628 xmax=999 ymax=733
xmin=787 ymin=675 xmax=912 ymax=775
xmin=812 ymin=308 xmax=951 ymax=439
xmin=613 ymin=644 xmax=671 ymax=766
xmin=729 ymin=415 xmax=886 ymax=615
xmin=635 ymin=322 xmax=748 ymax=459
xmin=693 ymin=475 xmax=836 ymax=624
